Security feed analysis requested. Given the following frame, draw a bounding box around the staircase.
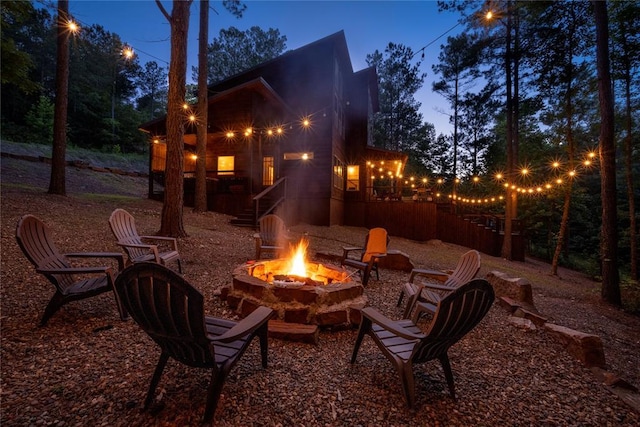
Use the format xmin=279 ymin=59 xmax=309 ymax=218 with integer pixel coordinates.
xmin=230 ymin=177 xmax=287 ymax=228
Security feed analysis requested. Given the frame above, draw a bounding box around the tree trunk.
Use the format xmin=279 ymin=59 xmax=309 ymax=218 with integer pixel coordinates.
xmin=158 ymin=0 xmax=191 ymax=237
xmin=593 ymin=0 xmax=621 ymax=305
xmin=194 ymin=0 xmax=209 ymax=212
xmin=49 ymin=0 xmax=70 ymax=196
xmin=551 ymin=23 xmax=577 ymax=276
xmin=501 ymin=0 xmax=515 ymax=260
xmin=551 ymin=185 xmax=572 ymax=275
xmin=622 ymin=42 xmax=637 ymax=281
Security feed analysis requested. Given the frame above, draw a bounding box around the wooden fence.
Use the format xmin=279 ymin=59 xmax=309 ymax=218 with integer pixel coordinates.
xmin=344 ymin=201 xmax=525 ymax=261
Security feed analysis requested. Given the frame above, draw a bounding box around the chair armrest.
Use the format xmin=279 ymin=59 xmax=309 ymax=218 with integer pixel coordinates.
xmin=64 ymin=252 xmax=125 ymax=271
xmin=418 ymin=282 xmax=457 ymax=292
xmin=117 ymin=242 xmax=161 ymax=263
xmin=409 ymin=268 xmax=449 ymax=283
xmin=361 ymin=307 xmax=425 ymax=340
xmin=210 ymin=306 xmax=274 ymax=343
xmin=37 ymin=266 xmax=111 ymax=275
xmin=118 ymin=242 xmax=156 ymax=250
xmin=140 ymin=235 xmax=178 ymax=251
xmin=342 ymin=246 xmax=362 ymax=260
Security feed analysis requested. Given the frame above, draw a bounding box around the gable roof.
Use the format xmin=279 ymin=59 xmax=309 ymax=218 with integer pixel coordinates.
xmin=139 ymin=77 xmax=292 ymax=134
xmin=209 ymin=31 xmax=354 ymax=92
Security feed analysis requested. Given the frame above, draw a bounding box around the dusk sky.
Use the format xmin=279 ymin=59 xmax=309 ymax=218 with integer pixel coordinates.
xmin=64 ymin=1 xmax=468 ymax=136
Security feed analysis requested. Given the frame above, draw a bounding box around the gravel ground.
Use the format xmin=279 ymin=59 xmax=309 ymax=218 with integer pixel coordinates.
xmin=1 ymin=156 xmax=639 ymax=426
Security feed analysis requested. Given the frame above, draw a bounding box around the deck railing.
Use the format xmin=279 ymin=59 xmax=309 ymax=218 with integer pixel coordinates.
xmin=344 ymin=200 xmax=525 ymax=260
xmin=253 ymin=177 xmax=287 ymax=225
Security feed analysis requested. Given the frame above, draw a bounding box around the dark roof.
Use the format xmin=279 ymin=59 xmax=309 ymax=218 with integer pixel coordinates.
xmin=208 ymin=31 xmax=354 ymax=91
xmin=353 ymin=66 xmax=379 ymax=113
xmin=140 ymin=31 xmax=378 ymax=130
xmin=139 ymin=77 xmax=292 ymax=132
xmin=366 ymin=146 xmax=409 ymax=162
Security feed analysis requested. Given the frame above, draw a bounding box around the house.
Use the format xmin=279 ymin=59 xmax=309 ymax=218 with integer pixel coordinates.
xmin=139 ymin=31 xmax=408 ymax=227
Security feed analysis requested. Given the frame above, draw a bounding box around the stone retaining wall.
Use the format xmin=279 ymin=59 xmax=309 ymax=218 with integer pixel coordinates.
xmin=487 ymin=270 xmax=606 ymax=371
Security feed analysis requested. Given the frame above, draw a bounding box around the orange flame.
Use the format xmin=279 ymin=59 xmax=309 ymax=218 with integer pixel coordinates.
xmin=287 ymin=239 xmax=309 ymax=277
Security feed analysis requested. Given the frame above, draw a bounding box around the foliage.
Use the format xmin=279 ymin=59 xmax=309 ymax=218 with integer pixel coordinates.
xmin=366 ymin=43 xmax=428 ymax=154
xmin=137 ymin=61 xmax=168 ymax=120
xmin=432 ymin=33 xmax=484 ymax=177
xmin=0 ymin=0 xmax=40 ymax=93
xmin=198 ymin=26 xmax=287 ymax=83
xmin=25 ymin=95 xmax=55 ymax=143
xmin=0 ymin=3 xmax=152 ymax=154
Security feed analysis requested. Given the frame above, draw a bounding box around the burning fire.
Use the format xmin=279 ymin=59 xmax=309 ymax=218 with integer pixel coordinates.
xmin=287 ymin=239 xmax=309 ymax=277
xmin=247 ymin=238 xmax=350 ymax=286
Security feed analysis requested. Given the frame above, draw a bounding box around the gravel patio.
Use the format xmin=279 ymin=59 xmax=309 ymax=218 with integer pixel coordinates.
xmin=1 ymin=156 xmax=639 ymax=426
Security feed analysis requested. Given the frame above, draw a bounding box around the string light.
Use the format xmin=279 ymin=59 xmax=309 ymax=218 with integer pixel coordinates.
xmin=122 ymin=46 xmax=134 ymax=59
xmin=67 ymin=20 xmax=79 ymax=34
xmin=389 ymin=148 xmax=601 ymax=206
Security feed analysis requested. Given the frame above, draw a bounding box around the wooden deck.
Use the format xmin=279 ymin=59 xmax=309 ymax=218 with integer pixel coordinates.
xmin=344 ymin=201 xmax=525 ymax=261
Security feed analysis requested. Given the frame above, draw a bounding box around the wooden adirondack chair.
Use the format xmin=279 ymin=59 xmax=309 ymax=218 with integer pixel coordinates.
xmin=15 ymin=214 xmax=128 ymax=326
xmin=351 ymin=278 xmax=495 ymax=408
xmin=253 ymin=214 xmax=290 ymax=259
xmin=398 ymin=249 xmax=481 ymax=320
xmin=341 ymin=227 xmax=389 ymax=287
xmin=108 ymin=208 xmax=182 ymax=273
xmin=114 ymin=262 xmax=274 ymax=425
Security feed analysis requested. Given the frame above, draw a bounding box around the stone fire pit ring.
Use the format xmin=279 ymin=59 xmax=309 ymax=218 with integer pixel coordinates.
xmin=226 ymin=260 xmax=367 ymax=327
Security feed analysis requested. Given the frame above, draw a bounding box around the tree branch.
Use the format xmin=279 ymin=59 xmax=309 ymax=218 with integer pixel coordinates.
xmin=155 ymin=0 xmax=171 ymax=22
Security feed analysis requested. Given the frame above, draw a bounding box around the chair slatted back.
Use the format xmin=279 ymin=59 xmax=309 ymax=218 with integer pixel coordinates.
xmin=445 ymin=250 xmax=481 ymax=288
xmin=109 ymin=209 xmax=147 ymax=261
xmin=259 ymin=214 xmax=286 ymax=247
xmin=16 ymin=215 xmax=75 ymax=289
xmin=114 ymin=263 xmax=214 ymax=367
xmin=413 ymin=279 xmax=494 ymax=362
xmin=362 ymin=228 xmax=388 ymax=263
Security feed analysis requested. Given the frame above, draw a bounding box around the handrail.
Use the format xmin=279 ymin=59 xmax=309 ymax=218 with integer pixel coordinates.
xmin=253 ymin=177 xmax=287 ymax=226
xmin=253 ymin=177 xmax=286 ymax=200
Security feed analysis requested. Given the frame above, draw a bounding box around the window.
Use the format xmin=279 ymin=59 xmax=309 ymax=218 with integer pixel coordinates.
xmin=346 ymin=165 xmax=359 ymax=191
xmin=217 ymin=156 xmax=234 ymax=175
xmin=333 ymin=156 xmax=344 ymax=190
xmin=283 ymin=152 xmax=314 ymax=160
xmin=262 ymin=156 xmax=274 ymax=186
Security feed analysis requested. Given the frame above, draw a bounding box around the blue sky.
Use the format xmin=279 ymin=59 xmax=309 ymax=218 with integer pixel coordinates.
xmin=66 ymin=1 xmax=467 ymax=136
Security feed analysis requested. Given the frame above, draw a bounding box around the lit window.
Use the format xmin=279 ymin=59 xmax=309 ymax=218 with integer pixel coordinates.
xmin=217 ymin=156 xmax=234 ymax=176
xmin=346 ymin=165 xmax=359 ymax=191
xmin=283 ymin=152 xmax=314 ymax=160
xmin=262 ymin=156 xmax=274 ymax=186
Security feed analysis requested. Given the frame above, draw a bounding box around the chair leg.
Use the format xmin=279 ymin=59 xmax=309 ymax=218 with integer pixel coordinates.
xmin=176 ymin=259 xmax=183 ymax=274
xmin=396 ymin=289 xmax=405 ymax=307
xmin=350 ymin=317 xmax=371 ymax=363
xmin=111 ymin=288 xmax=129 ymax=321
xmin=144 ymin=352 xmax=170 ymax=410
xmin=403 ymin=292 xmax=419 ymax=320
xmin=439 ymin=354 xmax=456 ymax=399
xmin=258 ymin=324 xmax=269 ymax=368
xmin=108 ymin=273 xmax=129 ymax=321
xmin=361 ymin=268 xmax=371 ymax=287
xmin=398 ymin=362 xmax=416 ymax=408
xmin=203 ymin=367 xmax=228 ymax=424
xmin=40 ymin=292 xmax=66 ymax=326
xmin=412 ymin=303 xmax=431 ymax=323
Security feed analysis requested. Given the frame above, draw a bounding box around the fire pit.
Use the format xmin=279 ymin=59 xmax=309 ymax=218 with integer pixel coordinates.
xmin=226 ymin=240 xmax=367 ymax=327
